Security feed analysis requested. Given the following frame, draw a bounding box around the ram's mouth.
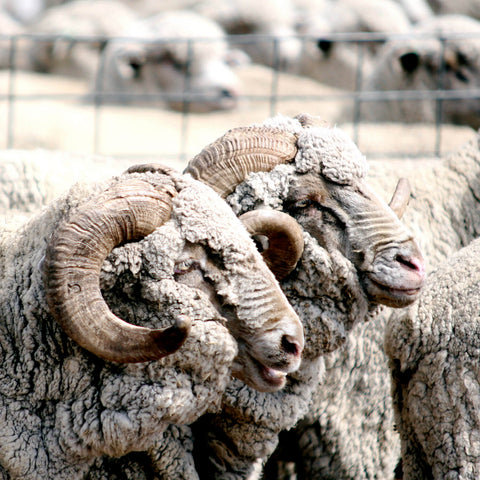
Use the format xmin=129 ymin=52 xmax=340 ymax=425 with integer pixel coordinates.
xmin=256 ymin=358 xmax=288 ymax=389
xmin=363 ymin=276 xmax=423 ymax=308
xmin=232 ymin=353 xmax=290 ymax=393
xmin=261 ymin=365 xmax=287 ymax=388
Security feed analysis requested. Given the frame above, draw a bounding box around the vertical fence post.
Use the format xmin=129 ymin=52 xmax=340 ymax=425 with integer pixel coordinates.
xmin=270 ymin=36 xmax=280 ymax=117
xmin=434 ymin=35 xmax=447 ymax=157
xmin=352 ymin=38 xmax=366 ymax=147
xmin=179 ymin=37 xmax=193 ymax=164
xmin=6 ymin=35 xmax=17 ymax=149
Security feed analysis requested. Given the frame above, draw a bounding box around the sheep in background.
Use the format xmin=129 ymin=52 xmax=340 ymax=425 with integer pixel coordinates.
xmin=426 ymin=0 xmax=480 ymax=21
xmin=24 ymin=0 xmax=138 ymax=79
xmin=360 ymin=14 xmax=480 ymax=129
xmin=194 ymin=0 xmax=302 ymax=73
xmin=385 ymin=236 xmax=480 ymax=479
xmin=176 ymin=113 xmax=425 ymax=479
xmin=267 ymin=133 xmax=480 ymax=480
xmin=295 ymin=0 xmax=412 ymax=90
xmin=393 ymin=0 xmax=434 ymax=23
xmin=0 ymin=0 xmax=46 ymax=24
xmin=0 ymin=150 xmax=135 ymax=218
xmin=95 ymin=10 xmax=245 ymax=113
xmin=0 ymin=2 xmax=23 ymax=30
xmin=0 ymin=162 xmax=305 ymax=479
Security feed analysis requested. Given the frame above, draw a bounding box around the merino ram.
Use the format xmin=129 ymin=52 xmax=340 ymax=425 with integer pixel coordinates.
xmin=277 ymin=131 xmax=480 ymax=479
xmin=174 ymin=113 xmax=425 ymax=479
xmin=95 ymin=9 xmax=244 ymax=113
xmin=0 ymin=163 xmax=306 ymax=479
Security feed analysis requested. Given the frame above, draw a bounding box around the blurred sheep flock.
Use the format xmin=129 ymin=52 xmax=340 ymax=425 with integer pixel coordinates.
xmin=0 ymin=0 xmax=478 ymax=167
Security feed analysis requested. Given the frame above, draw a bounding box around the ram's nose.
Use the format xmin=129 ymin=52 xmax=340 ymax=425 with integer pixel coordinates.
xmin=395 ymin=245 xmax=426 ymax=286
xmin=279 ymin=315 xmax=304 ymax=370
xmin=282 ymin=333 xmax=303 ymax=358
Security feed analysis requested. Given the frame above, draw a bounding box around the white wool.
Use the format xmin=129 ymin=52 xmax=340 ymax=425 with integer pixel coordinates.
xmin=294 ymin=126 xmax=368 ymax=184
xmin=252 ymin=114 xmax=369 ymax=184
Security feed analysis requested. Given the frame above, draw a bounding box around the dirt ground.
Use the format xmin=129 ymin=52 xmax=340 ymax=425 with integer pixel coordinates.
xmin=0 ymin=65 xmax=476 ymax=175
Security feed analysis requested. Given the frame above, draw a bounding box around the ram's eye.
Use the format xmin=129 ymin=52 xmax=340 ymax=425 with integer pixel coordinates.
xmin=174 ymin=260 xmax=200 ymax=275
xmin=294 ymin=198 xmax=313 ymax=209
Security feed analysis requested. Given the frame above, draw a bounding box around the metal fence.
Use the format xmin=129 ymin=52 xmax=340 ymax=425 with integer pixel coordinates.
xmin=0 ymin=30 xmax=479 ymax=166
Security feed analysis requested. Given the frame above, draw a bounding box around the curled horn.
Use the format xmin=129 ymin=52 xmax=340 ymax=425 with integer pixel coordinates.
xmin=184 ymin=126 xmax=298 ymax=198
xmin=389 ymin=177 xmax=411 ymax=219
xmin=240 ymin=209 xmax=304 ymax=280
xmin=43 ymin=178 xmax=191 ymax=363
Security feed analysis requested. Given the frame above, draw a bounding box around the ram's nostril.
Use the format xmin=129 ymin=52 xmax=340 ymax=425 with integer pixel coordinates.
xmin=396 ymin=254 xmax=425 ymax=275
xmin=396 ymin=254 xmax=415 ymax=269
xmin=317 ymin=39 xmax=333 ymax=55
xmin=281 ymin=334 xmax=301 ymax=357
xmin=220 ymin=88 xmax=235 ymax=99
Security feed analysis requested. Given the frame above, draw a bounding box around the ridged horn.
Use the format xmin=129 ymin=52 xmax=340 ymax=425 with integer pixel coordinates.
xmin=240 ymin=209 xmax=304 ymax=280
xmin=184 ymin=126 xmax=298 ymax=198
xmin=389 ymin=177 xmax=411 ymax=219
xmin=44 ymin=178 xmax=191 ymax=363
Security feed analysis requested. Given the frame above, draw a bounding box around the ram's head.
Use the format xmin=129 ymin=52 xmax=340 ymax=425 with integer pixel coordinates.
xmin=184 ymin=114 xmax=426 ymax=354
xmin=43 ymin=166 xmax=304 ymax=392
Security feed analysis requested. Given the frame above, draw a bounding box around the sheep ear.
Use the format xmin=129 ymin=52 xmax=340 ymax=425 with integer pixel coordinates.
xmin=399 ymin=51 xmax=420 ymax=74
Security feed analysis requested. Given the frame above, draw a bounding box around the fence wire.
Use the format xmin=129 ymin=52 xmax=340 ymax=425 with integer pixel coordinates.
xmin=0 ymin=30 xmax=479 ymax=165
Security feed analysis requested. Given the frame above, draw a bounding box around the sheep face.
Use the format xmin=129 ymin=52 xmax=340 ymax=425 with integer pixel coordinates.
xmin=283 ymin=172 xmax=425 ymax=308
xmin=295 ymin=0 xmax=412 ymax=90
xmin=296 ymin=12 xmax=372 ymax=91
xmin=44 ymin=172 xmax=304 ymax=393
xmin=363 ymin=15 xmax=480 ymax=128
xmin=168 ymin=181 xmax=304 ymax=392
xmin=298 ymin=35 xmax=366 ymax=90
xmin=96 ymin=10 xmax=241 ymax=113
xmin=98 ymin=41 xmax=240 ymax=113
xmin=226 ymin=167 xmax=424 ymax=359
xmin=165 ymin=240 xmax=304 ymax=393
xmin=137 ymin=52 xmax=240 ymax=113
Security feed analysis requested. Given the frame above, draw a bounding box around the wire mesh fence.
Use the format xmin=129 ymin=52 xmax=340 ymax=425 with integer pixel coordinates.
xmin=0 ymin=29 xmax=479 ymax=168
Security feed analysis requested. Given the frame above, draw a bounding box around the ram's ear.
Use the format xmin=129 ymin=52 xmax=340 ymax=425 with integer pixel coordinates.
xmin=399 ymin=51 xmax=420 ymax=74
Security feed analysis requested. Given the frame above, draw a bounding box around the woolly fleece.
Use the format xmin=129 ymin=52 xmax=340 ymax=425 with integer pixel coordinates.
xmin=0 ymin=166 xmax=290 ymax=479
xmin=287 ymin=135 xmax=480 ymax=480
